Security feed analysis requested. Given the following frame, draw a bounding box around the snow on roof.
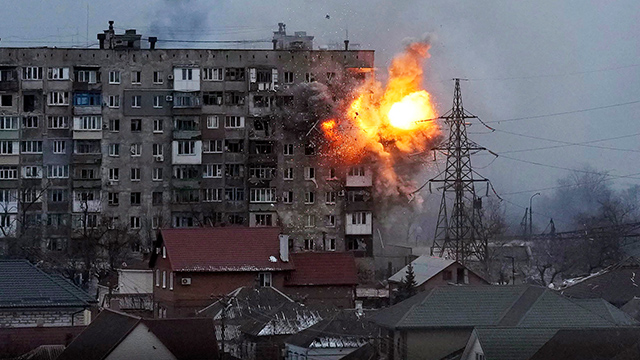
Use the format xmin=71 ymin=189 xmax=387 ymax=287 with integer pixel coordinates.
xmin=388 ymin=255 xmax=455 ymax=286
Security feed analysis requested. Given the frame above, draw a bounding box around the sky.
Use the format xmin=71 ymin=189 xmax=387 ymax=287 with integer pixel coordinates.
xmin=1 ymin=0 xmax=639 ymax=232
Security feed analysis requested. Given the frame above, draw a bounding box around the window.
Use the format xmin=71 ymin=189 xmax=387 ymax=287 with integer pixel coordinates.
xmin=250 ymin=188 xmax=276 ymax=203
xmin=174 ymin=118 xmax=198 ymax=131
xmin=475 ymin=354 xmax=485 ymax=360
xmin=224 ymin=140 xmax=244 ymax=153
xmin=173 ymin=189 xmax=199 ymax=203
xmin=283 ymin=71 xmax=294 ymax=84
xmin=131 ymin=95 xmax=141 ymax=108
xmin=47 ymin=91 xmax=69 ymax=105
xmin=0 ymin=116 xmax=18 ymax=130
xmin=49 ymin=189 xmax=67 ymax=203
xmin=153 ymin=71 xmax=163 ymax=84
xmin=326 ymin=238 xmax=336 ymax=251
xmin=253 ymin=142 xmax=273 ymax=154
xmin=304 ymin=167 xmax=315 ymax=180
xmin=304 ymin=239 xmax=315 ymax=250
xmin=108 ymin=143 xmax=120 ymax=157
xmin=75 ymin=116 xmax=102 ymax=130
xmin=326 ymin=215 xmax=336 ymax=227
xmin=47 ymin=116 xmax=68 ymax=129
xmin=254 ymin=214 xmax=273 ymax=226
xmin=23 ymin=189 xmax=42 ymax=203
xmin=0 ymin=141 xmax=16 ymax=155
xmin=283 ymin=168 xmax=293 ymax=180
xmin=48 ymin=67 xmax=69 ymax=80
xmin=155 ymin=269 xmax=160 ymax=287
xmin=130 ymin=216 xmax=141 ymax=229
xmin=107 ymin=192 xmax=119 ymax=206
xmin=130 ymin=119 xmax=142 ymax=132
xmin=305 ymin=215 xmax=316 ymax=227
xmin=202 ymin=188 xmax=222 ymax=202
xmin=21 ymin=141 xmax=43 ymax=154
xmin=282 ymin=191 xmax=293 ymax=204
xmin=225 ymin=68 xmax=245 ymax=81
xmin=283 ymin=143 xmax=294 ymax=156
xmin=249 ymin=165 xmax=275 ymax=180
xmin=169 ymin=272 xmax=174 ymax=290
xmin=181 ymin=68 xmax=193 ymax=80
xmin=225 ymin=188 xmax=245 ymax=201
xmin=225 ymin=164 xmax=244 ymax=178
xmin=108 ymin=168 xmax=119 ymax=181
xmin=153 ymin=95 xmax=163 ymax=108
xmin=108 ymin=70 xmax=121 ymax=84
xmin=0 ymin=95 xmax=12 ymax=107
xmin=130 ymin=143 xmax=141 ymax=156
xmin=23 ymin=66 xmax=43 ymax=80
xmin=153 ymin=119 xmax=163 ymax=133
xmin=203 ymin=68 xmax=224 ymax=81
xmin=305 ymin=143 xmax=316 ymax=155
xmin=23 ymin=166 xmax=42 ymax=178
xmin=108 ymin=95 xmax=120 ymax=108
xmin=130 ymin=192 xmax=141 ymax=205
xmin=174 ymin=93 xmax=200 ymax=107
xmin=206 ymin=115 xmax=219 ymax=129
xmin=151 ymin=216 xmax=161 ymax=229
xmin=131 ymin=71 xmax=141 ymax=84
xmin=349 ymin=166 xmax=366 ymax=176
xmin=224 ymin=92 xmax=245 ymax=106
xmin=258 ymin=272 xmax=272 ymax=287
xmin=130 ymin=168 xmax=141 ymax=181
xmin=152 ymin=168 xmax=163 ymax=181
xmin=203 ymin=92 xmax=224 ymax=105
xmin=177 ymin=141 xmax=196 ymax=155
xmin=304 ymin=191 xmax=315 ymax=204
xmin=152 ymin=191 xmax=163 ymax=205
xmin=325 ymin=191 xmax=336 ymax=204
xmin=47 ymin=165 xmax=68 ymax=178
xmin=173 ymin=166 xmax=199 ymax=180
xmin=305 ymin=72 xmax=315 ymax=83
xmin=73 ymin=139 xmax=100 ymax=154
xmin=203 ymin=164 xmax=222 ymax=178
xmin=351 ymin=212 xmax=368 ymax=225
xmin=22 ymin=116 xmax=38 ymax=128
xmin=76 ymin=69 xmax=98 ymax=83
xmin=152 ymin=143 xmax=163 ymax=156
xmin=109 ymin=119 xmax=120 ymax=132
xmin=224 ymin=116 xmax=244 ymax=129
xmin=203 ymin=140 xmax=223 ymax=153
xmin=78 ymin=168 xmax=98 ymax=180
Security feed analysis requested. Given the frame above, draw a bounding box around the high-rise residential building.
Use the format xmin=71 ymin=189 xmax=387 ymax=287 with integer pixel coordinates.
xmin=0 ymin=22 xmax=377 ymax=272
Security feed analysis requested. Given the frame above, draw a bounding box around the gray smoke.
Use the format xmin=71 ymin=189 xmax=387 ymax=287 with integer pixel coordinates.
xmin=148 ymin=0 xmax=211 ymax=47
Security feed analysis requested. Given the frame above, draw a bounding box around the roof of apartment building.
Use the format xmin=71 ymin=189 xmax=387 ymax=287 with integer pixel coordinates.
xmin=57 ymin=309 xmax=218 ymax=360
xmin=285 ymin=309 xmax=378 ymax=349
xmin=528 ymin=328 xmax=640 ymax=360
xmin=559 ymin=257 xmax=640 ymax=307
xmin=0 ymin=260 xmax=95 ymax=309
xmin=151 ymin=227 xmax=294 ymax=272
xmin=388 ymin=255 xmax=487 ymax=286
xmin=286 ymin=252 xmax=358 ymax=286
xmin=372 ymin=285 xmax=637 ymax=330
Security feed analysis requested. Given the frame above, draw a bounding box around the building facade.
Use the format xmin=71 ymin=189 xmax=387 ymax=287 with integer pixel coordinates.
xmin=0 ymin=23 xmax=376 ymax=270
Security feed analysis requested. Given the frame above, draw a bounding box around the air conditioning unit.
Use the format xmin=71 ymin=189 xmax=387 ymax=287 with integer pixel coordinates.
xmin=165 ymin=95 xmax=173 ymax=102
xmin=338 ymin=190 xmax=345 ymax=197
xmin=154 ymin=155 xmax=164 ymax=162
xmin=181 ymin=277 xmax=191 ymax=286
xmin=167 ymin=74 xmax=174 ymax=80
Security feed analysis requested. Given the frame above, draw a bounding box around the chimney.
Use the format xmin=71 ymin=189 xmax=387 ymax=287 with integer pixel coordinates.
xmin=344 ymin=39 xmax=350 ymax=51
xmin=109 ymin=298 xmax=121 ymax=311
xmin=108 ymin=20 xmax=114 ymax=31
xmin=272 ymin=39 xmax=278 ymax=50
xmin=279 ymin=234 xmax=289 ymax=262
xmin=97 ymin=33 xmax=106 ymax=49
xmin=149 ymin=37 xmax=157 ymax=50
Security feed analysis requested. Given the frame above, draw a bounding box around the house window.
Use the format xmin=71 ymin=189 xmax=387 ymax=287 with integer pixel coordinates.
xmin=130 ymin=143 xmax=141 ymax=156
xmin=47 ymin=91 xmax=69 ymax=106
xmin=152 ymin=168 xmax=163 ymax=181
xmin=131 ymin=95 xmax=141 ymax=108
xmin=76 ymin=69 xmax=98 ymax=83
xmin=153 ymin=95 xmax=163 ymax=108
xmin=23 ymin=166 xmax=41 ymax=179
xmin=304 ymin=239 xmax=315 ymax=250
xmin=108 ymin=192 xmax=119 ymax=206
xmin=23 ymin=66 xmax=43 ymax=80
xmin=326 ymin=215 xmax=336 ymax=227
xmin=52 ymin=140 xmax=66 ymax=154
xmin=131 ymin=119 xmax=142 ymax=132
xmin=130 ymin=168 xmax=141 ymax=181
xmin=283 ymin=168 xmax=293 ymax=180
xmin=202 ymin=188 xmax=222 ymax=202
xmin=153 ymin=119 xmax=163 ymax=133
xmin=225 ymin=163 xmax=244 ymax=178
xmin=21 ymin=141 xmax=43 ymax=154
xmin=47 ymin=116 xmax=69 ymax=129
xmin=283 ymin=143 xmax=294 ymax=156
xmin=224 ymin=116 xmax=244 ymax=129
xmin=75 ymin=116 xmax=102 ymax=130
xmin=151 ymin=216 xmax=161 ymax=229
xmin=108 ymin=71 xmax=121 ymax=84
xmin=349 ymin=167 xmax=366 ymax=176
xmin=304 ymin=191 xmax=315 ymax=204
xmin=152 ymin=143 xmax=163 ymax=157
xmin=249 ymin=165 xmax=275 ymax=180
xmin=326 ymin=238 xmax=336 ymax=251
xmin=283 ymin=71 xmax=294 ymax=84
xmin=177 ymin=141 xmax=196 ymax=155
xmin=131 ymin=71 xmax=141 ymax=84
xmin=203 ymin=92 xmax=224 ymax=106
xmin=225 ymin=188 xmax=245 ymax=202
xmin=203 ymin=140 xmax=223 ymax=153
xmin=224 ymin=140 xmax=243 ymax=153
xmin=304 ymin=143 xmax=316 ymax=156
xmin=47 ymin=165 xmax=69 ymax=178
xmin=206 ymin=115 xmax=219 ymax=129
xmin=304 ymin=167 xmax=315 ymax=180
xmin=109 ymin=143 xmax=120 ymax=157
xmin=325 ymin=191 xmax=336 ymax=204
xmin=203 ymin=164 xmax=222 ymax=178
xmin=108 ymin=168 xmax=119 ymax=181
xmin=155 ymin=269 xmax=160 ymax=287
xmin=225 ymin=68 xmax=245 ymax=81
xmin=475 ymin=354 xmax=485 ymax=360
xmin=282 ymin=191 xmax=293 ymax=204
xmin=48 ymin=67 xmax=69 ymax=80
xmin=181 ymin=68 xmax=193 ymax=80
xmin=169 ymin=272 xmax=174 ymax=290
xmin=203 ymin=68 xmax=224 ymax=81
xmin=254 ymin=214 xmax=273 ymax=226
xmin=22 ymin=116 xmax=38 ymax=128
xmin=152 ymin=191 xmax=163 ymax=205
xmin=108 ymin=95 xmax=120 ymax=108
xmin=130 ymin=216 xmax=141 ymax=229
xmin=305 ymin=215 xmax=316 ymax=228
xmin=0 ymin=166 xmax=17 ymax=180
xmin=0 ymin=95 xmax=12 ymax=107
xmin=250 ymin=188 xmax=276 ymax=203
xmin=351 ymin=212 xmax=368 ymax=225
xmin=162 ymin=270 xmax=167 ymax=288
xmin=153 ymin=71 xmax=163 ymax=84
xmin=109 ymin=119 xmax=120 ymax=132
xmin=49 ymin=189 xmax=67 ymax=203
xmin=130 ymin=192 xmax=141 ymax=205
xmin=258 ymin=272 xmax=272 ymax=287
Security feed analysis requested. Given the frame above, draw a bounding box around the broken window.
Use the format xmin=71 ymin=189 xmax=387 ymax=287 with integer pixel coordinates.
xmin=23 ymin=95 xmax=36 ymax=112
xmin=224 ymin=140 xmax=244 ymax=153
xmin=203 ymin=92 xmax=224 ymax=105
xmin=224 ymin=92 xmax=245 ymax=106
xmin=225 ymin=68 xmax=245 ymax=81
xmin=0 ymin=95 xmax=13 ymax=107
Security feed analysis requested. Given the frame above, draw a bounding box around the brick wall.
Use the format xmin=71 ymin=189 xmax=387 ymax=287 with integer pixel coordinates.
xmin=0 ymin=308 xmax=87 ymax=328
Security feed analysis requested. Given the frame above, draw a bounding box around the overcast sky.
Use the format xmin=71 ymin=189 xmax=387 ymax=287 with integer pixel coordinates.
xmin=1 ymin=0 xmax=639 ymax=230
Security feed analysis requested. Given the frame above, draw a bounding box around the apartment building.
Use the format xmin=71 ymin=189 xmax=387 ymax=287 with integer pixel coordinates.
xmin=0 ymin=22 xmax=376 ymax=271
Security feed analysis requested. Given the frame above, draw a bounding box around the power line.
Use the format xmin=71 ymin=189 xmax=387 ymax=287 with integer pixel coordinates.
xmin=492 ymin=130 xmax=640 ymax=154
xmin=483 ymin=100 xmax=640 ymax=124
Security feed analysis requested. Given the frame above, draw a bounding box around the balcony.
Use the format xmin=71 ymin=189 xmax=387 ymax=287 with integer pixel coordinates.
xmin=0 ymin=80 xmax=18 ymax=92
xmin=172 ymin=130 xmax=201 ymax=140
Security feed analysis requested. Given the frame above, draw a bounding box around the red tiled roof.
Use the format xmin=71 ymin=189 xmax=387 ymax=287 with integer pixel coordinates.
xmin=158 ymin=227 xmax=294 ymax=272
xmin=286 ymin=252 xmax=358 ymax=286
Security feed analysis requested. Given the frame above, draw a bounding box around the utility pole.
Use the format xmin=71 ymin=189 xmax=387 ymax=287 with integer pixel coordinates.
xmin=529 ymin=192 xmax=541 ymax=237
xmin=218 ymin=294 xmax=229 ymax=358
xmin=429 ymin=79 xmax=492 ymax=264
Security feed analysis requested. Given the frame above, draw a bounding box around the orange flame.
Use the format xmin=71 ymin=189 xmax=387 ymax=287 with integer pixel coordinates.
xmin=321 ymin=41 xmax=440 ymax=197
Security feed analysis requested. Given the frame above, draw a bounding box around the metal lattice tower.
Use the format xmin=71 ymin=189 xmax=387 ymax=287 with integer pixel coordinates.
xmin=429 ymin=79 xmax=489 ymax=263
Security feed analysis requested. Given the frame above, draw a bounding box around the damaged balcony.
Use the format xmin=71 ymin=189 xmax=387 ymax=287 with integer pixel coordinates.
xmin=72 ymin=67 xmax=102 ymax=92
xmin=248 ymin=140 xmax=276 ymax=163
xmin=345 ymin=189 xmax=373 ymax=212
xmin=172 ymin=117 xmax=201 ymax=140
xmin=0 ymin=67 xmax=18 ymax=91
xmin=248 ymin=117 xmax=275 ymax=139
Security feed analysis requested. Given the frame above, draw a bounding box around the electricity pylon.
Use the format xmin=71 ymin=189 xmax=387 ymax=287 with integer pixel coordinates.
xmin=429 ymin=79 xmax=490 ymax=264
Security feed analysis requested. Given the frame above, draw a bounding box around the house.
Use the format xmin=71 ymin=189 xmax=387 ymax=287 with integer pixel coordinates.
xmin=388 ymin=255 xmax=488 ymax=293
xmin=528 ymin=328 xmax=640 ymax=360
xmin=0 ymin=260 xmax=96 ymax=328
xmin=0 ymin=326 xmax=85 ymax=359
xmin=284 ymin=309 xmax=379 ymax=360
xmin=196 ymin=286 xmax=322 ymax=359
xmin=56 ymin=309 xmax=219 ymax=360
xmin=284 ymin=252 xmax=359 ymax=308
xmin=371 ymin=285 xmax=637 ymax=360
xmin=99 ymin=259 xmax=154 ymax=317
xmin=150 ymin=227 xmax=294 ymax=317
xmin=459 ymin=328 xmax=559 ymax=360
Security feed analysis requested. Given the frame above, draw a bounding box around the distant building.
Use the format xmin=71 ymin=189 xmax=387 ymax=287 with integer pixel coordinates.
xmin=528 ymin=328 xmax=640 ymax=360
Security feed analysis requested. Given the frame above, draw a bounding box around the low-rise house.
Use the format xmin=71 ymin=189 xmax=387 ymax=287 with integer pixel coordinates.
xmin=459 ymin=328 xmax=559 ymax=360
xmin=150 ymin=227 xmax=294 ymax=317
xmin=57 ymin=309 xmax=219 ymax=360
xmin=371 ymin=285 xmax=637 ymax=360
xmin=99 ymin=259 xmax=154 ymax=317
xmin=0 ymin=326 xmax=85 ymax=359
xmin=388 ymin=255 xmax=488 ymax=293
xmin=0 ymin=260 xmax=96 ymax=328
xmin=284 ymin=252 xmax=359 ymax=308
xmin=528 ymin=328 xmax=640 ymax=360
xmin=284 ymin=309 xmax=379 ymax=360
